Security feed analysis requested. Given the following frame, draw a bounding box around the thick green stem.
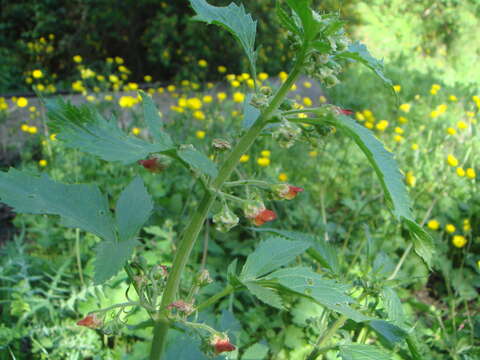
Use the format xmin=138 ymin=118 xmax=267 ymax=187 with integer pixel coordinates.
xmin=149 ymin=47 xmax=308 ymax=360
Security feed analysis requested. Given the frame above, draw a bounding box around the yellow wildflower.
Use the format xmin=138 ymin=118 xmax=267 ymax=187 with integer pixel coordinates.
xmin=463 ymin=219 xmax=471 ymax=232
xmin=466 ymin=168 xmax=476 ymax=179
xmin=257 ymin=157 xmax=270 ymax=167
xmin=449 ymin=95 xmax=457 ymax=102
xmin=427 ymin=219 xmax=440 ymax=230
xmin=21 ymin=124 xmax=29 ymax=132
xmin=319 ymin=96 xmax=327 ymax=104
xmin=278 ymin=173 xmax=288 ymax=182
xmin=393 ymin=135 xmax=404 ymax=143
xmin=365 ymin=122 xmax=374 ymax=129
xmin=132 ymin=127 xmax=141 ymax=135
xmin=167 ymin=85 xmax=176 ymax=92
xmin=445 ymin=224 xmax=456 ymax=233
xmin=393 ymin=85 xmax=401 ymax=93
xmin=447 ymin=127 xmax=456 ymax=135
xmin=193 ymin=110 xmax=205 ymax=120
xmin=231 ymin=80 xmax=240 ymax=88
xmin=32 ymin=69 xmax=43 ymax=79
xmin=28 ymin=126 xmax=38 ymax=134
xmin=355 ymin=113 xmax=365 ymax=122
xmin=198 ymin=59 xmax=208 ymax=67
xmin=73 ymin=55 xmax=82 ymax=63
xmin=218 ymin=66 xmax=227 ymax=73
xmin=17 ymin=97 xmax=28 ymax=108
xmin=144 ymin=75 xmax=152 ymax=82
xmin=303 ymin=97 xmax=313 ymax=107
xmin=240 ymin=155 xmax=249 ymax=163
xmin=38 ymin=159 xmax=48 ymax=167
xmin=217 ymin=92 xmax=227 ymax=102
xmin=406 ymin=171 xmax=416 ymax=187
xmin=303 ymin=81 xmax=312 ymax=88
xmin=258 ymin=72 xmax=269 ymax=81
xmin=452 ymin=235 xmax=467 ymax=248
xmin=187 ymin=98 xmax=202 ymax=110
xmin=261 ymin=150 xmax=271 ymax=157
xmin=456 ymin=167 xmax=465 ymax=177
xmin=394 ymin=127 xmax=404 ymax=134
xmin=399 ymin=104 xmax=411 ymax=113
xmin=279 ymin=71 xmax=288 ymax=82
xmin=447 ymin=154 xmax=458 ymax=167
xmin=203 ymin=95 xmax=213 ymax=104
xmin=457 ymin=121 xmax=468 ymax=130
xmin=196 ymin=130 xmax=206 ymax=139
xmin=411 ymin=143 xmax=419 ymax=151
xmin=376 ymin=120 xmax=389 ymax=131
xmin=233 ymin=92 xmax=245 ymax=103
xmin=398 ymin=116 xmax=408 ymax=124
xmin=309 ymin=150 xmax=318 ymax=157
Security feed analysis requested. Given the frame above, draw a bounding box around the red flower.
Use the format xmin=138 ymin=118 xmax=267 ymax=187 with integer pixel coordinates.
xmin=76 ymin=314 xmax=102 ymax=329
xmin=253 ymin=209 xmax=276 ymax=226
xmin=273 ymin=184 xmax=304 ymax=200
xmin=340 ymin=108 xmax=354 ymax=116
xmin=212 ymin=336 xmax=236 ymax=354
xmin=138 ymin=158 xmax=164 ymax=173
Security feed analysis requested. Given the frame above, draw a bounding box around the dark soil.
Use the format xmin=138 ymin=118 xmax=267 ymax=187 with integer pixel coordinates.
xmin=0 ymin=147 xmax=20 ymax=246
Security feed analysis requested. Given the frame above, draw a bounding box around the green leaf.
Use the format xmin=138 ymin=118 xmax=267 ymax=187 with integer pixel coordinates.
xmin=177 ymin=147 xmax=218 ymax=178
xmin=140 ymin=91 xmax=174 ymax=148
xmin=265 ymin=267 xmax=353 ymax=309
xmin=0 ymin=168 xmax=115 ymax=242
xmin=339 ymin=344 xmax=391 ymax=360
xmin=47 ymin=98 xmax=169 ymax=164
xmin=243 ymin=93 xmax=260 ymax=129
xmin=94 ymin=238 xmax=138 ymax=284
xmin=190 ymin=0 xmax=257 ymax=78
xmin=336 ymin=41 xmax=392 ymax=86
xmin=368 ymin=320 xmax=408 ymax=345
xmin=381 ymin=286 xmax=407 ymax=327
xmin=116 ymin=177 xmax=153 ymax=242
xmin=245 ymin=281 xmax=284 ymax=309
xmin=240 ymin=237 xmax=310 ymax=280
xmin=405 ymin=219 xmax=435 ymax=270
xmin=276 ymin=1 xmax=301 ymax=35
xmin=323 ymin=114 xmax=434 ymax=267
xmin=251 ymin=228 xmax=339 ymax=274
xmin=242 ymin=342 xmax=269 ymax=360
xmin=284 ymin=0 xmax=319 ymax=41
xmin=165 ymin=331 xmax=209 ymax=360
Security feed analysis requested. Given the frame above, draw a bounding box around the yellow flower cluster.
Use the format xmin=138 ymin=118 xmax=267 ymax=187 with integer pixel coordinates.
xmin=257 ymin=150 xmax=271 ymax=167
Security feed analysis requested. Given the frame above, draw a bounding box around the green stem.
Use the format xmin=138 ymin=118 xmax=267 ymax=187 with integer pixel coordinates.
xmin=195 ymin=285 xmax=236 ymax=312
xmin=150 ymin=46 xmax=308 ymax=360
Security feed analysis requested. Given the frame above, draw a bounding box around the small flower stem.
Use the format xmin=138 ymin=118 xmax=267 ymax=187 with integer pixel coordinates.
xmin=150 ymin=45 xmax=308 ymax=360
xmin=195 ymin=285 xmax=237 ymax=312
xmin=224 ymin=179 xmax=272 ymax=188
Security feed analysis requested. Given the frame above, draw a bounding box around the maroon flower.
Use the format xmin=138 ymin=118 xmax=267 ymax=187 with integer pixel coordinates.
xmin=76 ymin=314 xmax=102 ymax=329
xmin=253 ymin=209 xmax=277 ymax=226
xmin=211 ymin=335 xmax=236 ymax=354
xmin=138 ymin=158 xmax=164 ymax=173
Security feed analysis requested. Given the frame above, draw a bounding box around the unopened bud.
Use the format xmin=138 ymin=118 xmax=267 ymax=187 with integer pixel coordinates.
xmin=273 ymin=121 xmax=301 ymax=149
xmin=77 ymin=314 xmax=103 ymax=329
xmin=212 ymin=138 xmax=232 ymax=152
xmin=138 ymin=158 xmax=166 ymax=173
xmin=213 ymin=206 xmax=239 ymax=232
xmin=211 ymin=334 xmax=236 ymax=354
xmin=197 ymin=269 xmax=213 ymax=287
xmin=272 ymin=184 xmax=304 ymax=200
xmin=243 ymin=201 xmax=276 ymax=227
xmin=167 ymin=300 xmax=195 ymax=315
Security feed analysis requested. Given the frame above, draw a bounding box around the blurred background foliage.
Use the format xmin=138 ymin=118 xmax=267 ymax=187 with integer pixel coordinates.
xmin=1 ymin=0 xmax=479 ymax=93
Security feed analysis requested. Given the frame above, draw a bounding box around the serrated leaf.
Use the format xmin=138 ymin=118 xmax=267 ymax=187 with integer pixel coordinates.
xmin=251 ymin=228 xmax=339 ymax=274
xmin=245 ymin=281 xmax=284 ymax=309
xmin=368 ymin=320 xmax=408 ymax=346
xmin=0 ymin=168 xmax=115 ymax=242
xmin=276 ymin=2 xmax=301 ymax=35
xmin=46 ymin=98 xmax=169 ymax=164
xmin=116 ymin=177 xmax=153 ymax=242
xmin=284 ymin=0 xmax=319 ymax=41
xmin=94 ymin=238 xmax=138 ymax=284
xmin=266 ymin=267 xmax=353 ymax=309
xmin=336 ymin=41 xmax=392 ymax=86
xmin=140 ymin=91 xmax=174 ymax=148
xmin=323 ymin=114 xmax=434 ymax=267
xmin=243 ymin=93 xmax=260 ymax=129
xmin=339 ymin=344 xmax=391 ymax=360
xmin=381 ymin=286 xmax=407 ymax=327
xmin=240 ymin=237 xmax=310 ymax=280
xmin=177 ymin=147 xmax=218 ymax=178
xmin=242 ymin=342 xmax=269 ymax=360
xmin=405 ymin=219 xmax=435 ymax=270
xmin=190 ymin=0 xmax=257 ymax=78
xmin=165 ymin=331 xmax=209 ymax=360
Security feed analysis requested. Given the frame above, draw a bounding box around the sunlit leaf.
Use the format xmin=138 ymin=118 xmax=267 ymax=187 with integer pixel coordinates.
xmin=190 ymin=0 xmax=257 ymax=78
xmin=47 ymin=98 xmax=170 ymax=164
xmin=0 ymin=168 xmax=115 ymax=242
xmin=339 ymin=344 xmax=391 ymax=360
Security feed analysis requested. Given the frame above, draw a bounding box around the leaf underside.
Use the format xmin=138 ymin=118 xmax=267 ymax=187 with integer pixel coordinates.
xmin=189 ymin=0 xmax=257 ymax=78
xmin=0 ymin=168 xmax=115 ymax=242
xmin=47 ymin=98 xmax=170 ymax=164
xmin=325 ymin=114 xmax=434 ymax=267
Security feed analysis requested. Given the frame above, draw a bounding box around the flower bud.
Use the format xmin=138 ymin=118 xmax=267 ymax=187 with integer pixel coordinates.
xmin=167 ymin=300 xmax=194 ymax=315
xmin=213 ymin=206 xmax=239 ymax=232
xmin=196 ymin=269 xmax=213 ymax=287
xmin=243 ymin=201 xmax=276 ymax=226
xmin=77 ymin=314 xmax=103 ymax=329
xmin=273 ymin=121 xmax=301 ymax=149
xmin=212 ymin=138 xmax=232 ymax=152
xmin=138 ymin=158 xmax=166 ymax=173
xmin=211 ymin=335 xmax=236 ymax=354
xmin=272 ymin=184 xmax=304 ymax=200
